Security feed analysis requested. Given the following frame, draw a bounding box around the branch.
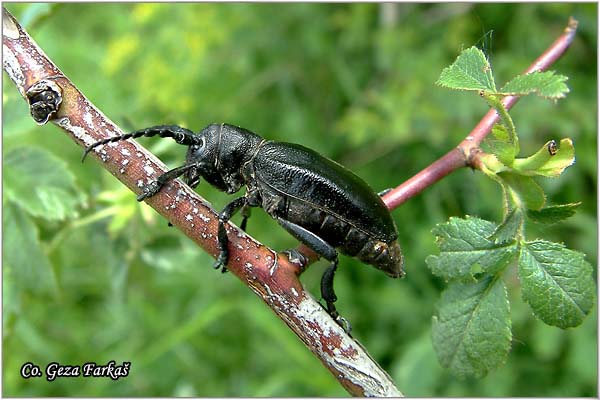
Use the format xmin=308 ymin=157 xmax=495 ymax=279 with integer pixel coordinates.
xmin=294 ymin=17 xmax=579 ymax=275
xmin=382 ymin=17 xmax=578 ymax=210
xmin=2 ymin=8 xmax=401 ymax=397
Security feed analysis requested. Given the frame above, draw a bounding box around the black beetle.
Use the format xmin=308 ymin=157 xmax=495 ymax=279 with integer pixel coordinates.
xmin=83 ymin=123 xmax=405 ymax=327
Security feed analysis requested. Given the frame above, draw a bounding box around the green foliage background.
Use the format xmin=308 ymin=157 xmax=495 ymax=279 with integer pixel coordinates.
xmin=3 ymin=3 xmax=597 ymax=396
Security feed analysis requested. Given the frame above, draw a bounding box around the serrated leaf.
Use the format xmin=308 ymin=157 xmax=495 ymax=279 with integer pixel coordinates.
xmin=512 ymin=138 xmax=575 ymax=177
xmin=426 ymin=216 xmax=518 ymax=281
xmin=485 ymin=124 xmax=518 ymax=166
xmin=490 ymin=208 xmax=524 ymax=244
xmin=519 ymin=240 xmax=595 ymax=328
xmin=4 ymin=146 xmax=87 ymax=220
xmin=436 ymin=46 xmax=496 ymax=92
xmin=432 ymin=276 xmax=511 ymax=378
xmin=499 ymin=71 xmax=569 ymax=99
xmin=498 ymin=172 xmax=546 ymax=210
xmin=3 ymin=203 xmax=58 ymax=295
xmin=527 ymin=203 xmax=581 ymax=225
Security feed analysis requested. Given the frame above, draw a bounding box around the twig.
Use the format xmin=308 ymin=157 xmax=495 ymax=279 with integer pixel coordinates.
xmin=2 ymin=8 xmax=401 ymax=397
xmin=382 ymin=17 xmax=578 ymax=210
xmin=296 ymin=16 xmax=578 ymax=273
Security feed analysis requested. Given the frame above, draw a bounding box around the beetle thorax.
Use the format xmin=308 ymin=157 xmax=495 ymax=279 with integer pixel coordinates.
xmin=187 ymin=123 xmax=264 ymax=194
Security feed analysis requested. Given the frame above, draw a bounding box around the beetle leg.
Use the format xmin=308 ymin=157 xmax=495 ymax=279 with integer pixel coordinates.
xmin=137 ymin=163 xmax=201 ymax=201
xmin=275 ymin=218 xmax=350 ymax=332
xmin=239 ymin=187 xmax=261 ymax=232
xmin=321 ymin=261 xmax=339 ymax=312
xmin=320 ymin=261 xmax=352 ymax=332
xmin=377 ymin=188 xmax=393 ymax=197
xmin=240 ymin=205 xmax=252 ymax=232
xmin=276 ymin=218 xmax=337 ymax=259
xmin=215 ymin=196 xmax=248 ymax=272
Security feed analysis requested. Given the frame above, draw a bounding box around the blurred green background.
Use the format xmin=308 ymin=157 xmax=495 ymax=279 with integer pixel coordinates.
xmin=3 ymin=3 xmax=597 ymax=397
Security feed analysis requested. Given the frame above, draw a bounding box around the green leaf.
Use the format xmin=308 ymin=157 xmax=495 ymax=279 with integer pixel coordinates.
xmin=436 ymin=46 xmax=496 ymax=92
xmin=498 ymin=172 xmax=546 ymax=210
xmin=481 ymin=94 xmax=518 ymax=149
xmin=485 ymin=124 xmax=518 ymax=166
xmin=432 ymin=276 xmax=511 ymax=378
xmin=490 ymin=208 xmax=524 ymax=244
xmin=3 ymin=203 xmax=58 ymax=295
xmin=4 ymin=146 xmax=87 ymax=220
xmin=527 ymin=203 xmax=581 ymax=225
xmin=512 ymin=138 xmax=575 ymax=177
xmin=426 ymin=216 xmax=518 ymax=281
xmin=499 ymin=71 xmax=569 ymax=99
xmin=518 ymin=240 xmax=595 ymax=328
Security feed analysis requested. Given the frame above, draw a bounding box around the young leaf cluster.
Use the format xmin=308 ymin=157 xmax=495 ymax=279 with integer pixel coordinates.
xmin=427 ymin=47 xmax=595 ymax=378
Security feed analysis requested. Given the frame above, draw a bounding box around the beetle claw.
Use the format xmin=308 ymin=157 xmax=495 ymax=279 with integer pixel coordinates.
xmin=136 ymin=193 xmax=148 ymax=201
xmin=283 ymin=249 xmax=308 ymax=267
xmin=137 ymin=181 xmax=161 ymax=201
xmin=335 ymin=315 xmax=352 ymax=334
xmin=321 ymin=303 xmax=352 ymax=334
xmin=213 ymin=251 xmax=228 ymax=273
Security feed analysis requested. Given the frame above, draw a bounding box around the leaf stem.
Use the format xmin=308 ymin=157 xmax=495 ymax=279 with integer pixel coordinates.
xmin=382 ymin=17 xmax=578 ymax=210
xmin=481 ymin=92 xmax=518 ymax=148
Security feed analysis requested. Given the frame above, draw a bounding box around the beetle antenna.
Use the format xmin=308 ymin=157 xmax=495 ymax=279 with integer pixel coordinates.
xmin=82 ymin=125 xmax=199 ymax=162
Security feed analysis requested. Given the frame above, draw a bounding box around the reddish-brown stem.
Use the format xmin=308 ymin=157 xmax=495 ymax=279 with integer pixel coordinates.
xmin=296 ymin=16 xmax=578 ymax=272
xmin=2 ymin=8 xmax=400 ymax=397
xmin=382 ymin=17 xmax=578 ymax=210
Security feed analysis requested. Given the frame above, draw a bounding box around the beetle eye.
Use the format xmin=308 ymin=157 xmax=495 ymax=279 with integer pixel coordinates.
xmin=197 ymin=136 xmax=206 ymax=151
xmin=191 ymin=137 xmax=206 ymax=153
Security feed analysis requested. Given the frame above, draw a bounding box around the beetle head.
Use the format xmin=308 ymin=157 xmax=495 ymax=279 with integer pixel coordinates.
xmin=184 ymin=123 xmax=263 ymax=194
